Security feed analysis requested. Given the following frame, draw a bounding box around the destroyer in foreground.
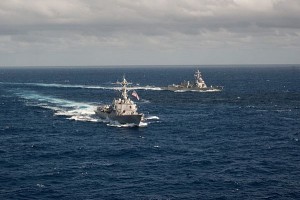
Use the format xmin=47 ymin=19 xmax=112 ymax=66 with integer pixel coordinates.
xmin=95 ymin=76 xmax=143 ymax=126
xmin=166 ymin=70 xmax=223 ymax=92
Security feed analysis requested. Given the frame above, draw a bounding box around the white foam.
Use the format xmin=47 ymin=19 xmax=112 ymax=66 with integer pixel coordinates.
xmin=140 ymin=99 xmax=151 ymax=103
xmin=36 ymin=104 xmax=62 ymax=111
xmin=7 ymin=82 xmax=162 ymax=91
xmin=131 ymin=86 xmax=162 ymax=91
xmin=106 ymin=120 xmax=148 ymax=128
xmin=275 ymin=109 xmax=292 ymax=112
xmin=14 ymin=90 xmax=151 ymax=128
xmin=67 ymin=115 xmax=98 ymax=122
xmin=145 ymin=116 xmax=160 ymax=120
xmin=14 ymin=90 xmax=100 ymax=123
xmin=174 ymin=90 xmax=186 ymax=93
xmin=138 ymin=122 xmax=148 ymax=127
xmin=107 ymin=121 xmax=134 ymax=128
xmin=16 ymin=91 xmax=93 ymax=108
xmin=36 ymin=184 xmax=45 ymax=188
xmin=174 ymin=89 xmax=221 ymax=92
xmin=55 ymin=107 xmax=98 ymax=123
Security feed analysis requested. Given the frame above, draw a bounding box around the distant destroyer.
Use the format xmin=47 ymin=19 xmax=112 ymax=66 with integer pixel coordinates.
xmin=95 ymin=76 xmax=143 ymax=126
xmin=166 ymin=70 xmax=223 ymax=91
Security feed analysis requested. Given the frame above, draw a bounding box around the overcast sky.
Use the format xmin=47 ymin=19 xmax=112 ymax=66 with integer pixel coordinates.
xmin=0 ymin=0 xmax=300 ymax=66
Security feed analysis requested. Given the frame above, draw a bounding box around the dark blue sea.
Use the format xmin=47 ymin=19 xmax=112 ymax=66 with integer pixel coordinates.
xmin=1 ymin=65 xmax=300 ymax=199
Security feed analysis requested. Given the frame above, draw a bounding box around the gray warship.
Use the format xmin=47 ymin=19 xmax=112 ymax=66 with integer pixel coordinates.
xmin=166 ymin=70 xmax=223 ymax=91
xmin=95 ymin=76 xmax=143 ymax=126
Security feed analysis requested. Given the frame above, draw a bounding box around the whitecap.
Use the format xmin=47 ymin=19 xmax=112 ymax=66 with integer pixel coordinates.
xmin=36 ymin=184 xmax=45 ymax=188
xmin=145 ymin=116 xmax=160 ymax=120
xmin=140 ymin=99 xmax=151 ymax=103
xmin=275 ymin=109 xmax=292 ymax=112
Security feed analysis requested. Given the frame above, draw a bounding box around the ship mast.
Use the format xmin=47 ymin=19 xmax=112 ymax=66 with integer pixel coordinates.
xmin=194 ymin=70 xmax=207 ymax=88
xmin=194 ymin=70 xmax=201 ymax=80
xmin=120 ymin=75 xmax=129 ymax=100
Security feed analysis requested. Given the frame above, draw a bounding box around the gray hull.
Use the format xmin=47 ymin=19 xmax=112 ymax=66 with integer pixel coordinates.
xmin=96 ymin=110 xmax=143 ymax=125
xmin=164 ymin=86 xmax=222 ymax=91
xmin=164 ymin=70 xmax=223 ymax=92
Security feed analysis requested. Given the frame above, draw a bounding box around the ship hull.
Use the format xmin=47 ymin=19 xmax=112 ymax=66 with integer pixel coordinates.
xmin=163 ymin=70 xmax=223 ymax=92
xmin=95 ymin=109 xmax=143 ymax=125
xmin=164 ymin=86 xmax=223 ymax=92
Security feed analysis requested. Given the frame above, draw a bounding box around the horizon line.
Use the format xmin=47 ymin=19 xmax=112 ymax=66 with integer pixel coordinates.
xmin=1 ymin=64 xmax=300 ymax=68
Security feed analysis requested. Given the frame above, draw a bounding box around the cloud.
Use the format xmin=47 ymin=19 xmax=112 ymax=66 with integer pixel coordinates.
xmin=0 ymin=0 xmax=300 ymax=65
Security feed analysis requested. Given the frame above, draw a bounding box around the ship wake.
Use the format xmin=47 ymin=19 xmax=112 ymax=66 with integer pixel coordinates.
xmin=14 ymin=90 xmax=99 ymax=122
xmin=1 ymin=82 xmax=162 ymax=91
xmin=13 ymin=90 xmax=150 ymax=127
xmin=173 ymin=89 xmax=222 ymax=92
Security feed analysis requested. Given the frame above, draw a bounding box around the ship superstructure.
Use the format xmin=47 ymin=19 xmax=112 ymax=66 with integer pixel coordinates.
xmin=95 ymin=76 xmax=143 ymax=125
xmin=166 ymin=70 xmax=223 ymax=91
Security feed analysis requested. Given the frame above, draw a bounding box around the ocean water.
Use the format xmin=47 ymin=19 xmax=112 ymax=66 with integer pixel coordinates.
xmin=0 ymin=65 xmax=300 ymax=199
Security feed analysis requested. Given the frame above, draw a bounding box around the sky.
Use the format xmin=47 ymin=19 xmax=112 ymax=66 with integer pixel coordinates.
xmin=0 ymin=0 xmax=300 ymax=66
